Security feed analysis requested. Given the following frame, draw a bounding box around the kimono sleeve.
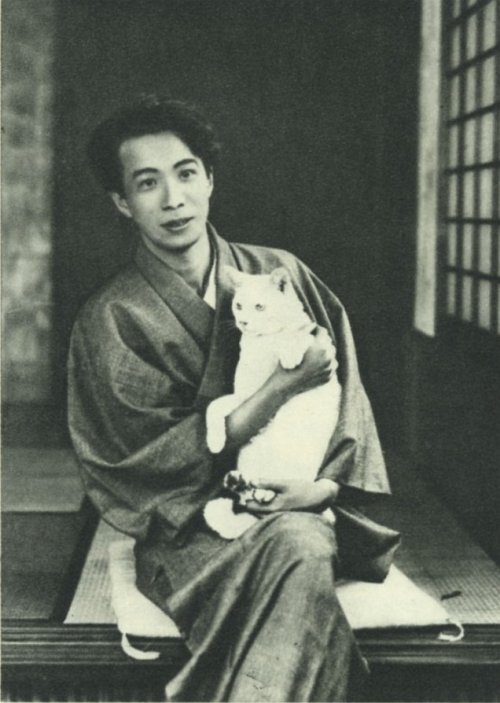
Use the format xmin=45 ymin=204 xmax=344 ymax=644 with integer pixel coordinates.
xmin=67 ymin=300 xmax=224 ymax=541
xmin=289 ymin=258 xmax=391 ymax=496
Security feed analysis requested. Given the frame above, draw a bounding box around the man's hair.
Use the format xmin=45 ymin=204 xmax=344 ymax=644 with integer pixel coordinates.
xmin=87 ymin=95 xmax=220 ymax=194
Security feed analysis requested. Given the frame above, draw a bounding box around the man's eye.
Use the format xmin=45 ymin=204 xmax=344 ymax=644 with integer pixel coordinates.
xmin=235 ymin=303 xmax=242 ymax=310
xmin=180 ymin=169 xmax=196 ymax=180
xmin=255 ymin=304 xmax=265 ymax=311
xmin=138 ymin=178 xmax=157 ymax=190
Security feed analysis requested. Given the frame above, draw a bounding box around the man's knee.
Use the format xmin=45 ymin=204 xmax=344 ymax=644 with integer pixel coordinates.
xmin=263 ymin=512 xmax=337 ymax=563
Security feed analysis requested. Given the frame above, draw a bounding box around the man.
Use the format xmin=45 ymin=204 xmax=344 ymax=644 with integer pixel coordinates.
xmin=68 ymin=95 xmax=398 ymax=701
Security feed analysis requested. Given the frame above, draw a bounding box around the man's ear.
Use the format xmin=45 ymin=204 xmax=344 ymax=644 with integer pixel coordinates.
xmin=110 ymin=192 xmax=133 ymax=219
xmin=208 ymin=170 xmax=214 ymax=197
xmin=270 ymin=267 xmax=290 ymax=292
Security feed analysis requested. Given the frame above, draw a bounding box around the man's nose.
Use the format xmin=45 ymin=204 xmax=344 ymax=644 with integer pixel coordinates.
xmin=161 ymin=181 xmax=184 ymax=210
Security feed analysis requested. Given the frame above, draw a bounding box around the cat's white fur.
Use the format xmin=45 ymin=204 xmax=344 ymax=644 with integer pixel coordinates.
xmin=204 ymin=266 xmax=341 ymax=539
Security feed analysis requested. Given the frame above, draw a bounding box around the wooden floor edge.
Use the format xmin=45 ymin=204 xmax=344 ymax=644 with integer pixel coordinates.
xmin=3 ymin=623 xmax=500 ymax=669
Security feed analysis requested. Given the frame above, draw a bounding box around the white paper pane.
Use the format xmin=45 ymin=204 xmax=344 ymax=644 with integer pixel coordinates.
xmin=449 ymin=76 xmax=460 ymax=118
xmin=463 ymin=224 xmax=474 ymax=268
xmin=448 ymin=174 xmax=458 ymax=217
xmin=447 ymin=273 xmax=457 ymax=315
xmin=483 ymin=1 xmax=497 ymax=52
xmin=479 ymin=279 xmax=492 ymax=329
xmin=451 ymin=27 xmax=461 ymax=68
xmin=482 ymin=57 xmax=495 ymax=107
xmin=466 ymin=13 xmax=478 ymax=59
xmin=478 ymin=225 xmax=492 ymax=273
xmin=479 ymin=168 xmax=493 ymax=219
xmin=462 ymin=275 xmax=473 ymax=321
xmin=480 ymin=112 xmax=494 ymax=163
xmin=448 ymin=225 xmax=457 ymax=266
xmin=453 ymin=0 xmax=462 ymax=18
xmin=448 ymin=125 xmax=459 ymax=167
xmin=463 ymin=171 xmax=475 ymax=217
xmin=466 ymin=67 xmax=477 ymax=113
xmin=465 ymin=119 xmax=477 ymax=164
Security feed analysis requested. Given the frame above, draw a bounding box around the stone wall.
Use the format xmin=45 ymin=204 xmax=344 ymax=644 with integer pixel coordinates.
xmin=2 ymin=0 xmax=55 ymax=402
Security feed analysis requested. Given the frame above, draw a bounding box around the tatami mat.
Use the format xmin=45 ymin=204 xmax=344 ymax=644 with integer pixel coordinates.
xmin=65 ymin=455 xmax=500 ymax=626
xmin=65 ymin=520 xmax=118 ymax=625
xmin=379 ymin=455 xmax=500 ymax=624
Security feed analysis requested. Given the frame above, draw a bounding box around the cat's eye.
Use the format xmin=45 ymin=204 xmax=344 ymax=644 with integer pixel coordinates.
xmin=235 ymin=303 xmax=242 ymax=310
xmin=255 ymin=304 xmax=266 ymax=311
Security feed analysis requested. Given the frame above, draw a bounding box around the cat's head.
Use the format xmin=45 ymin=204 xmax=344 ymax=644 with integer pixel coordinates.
xmin=225 ymin=266 xmax=305 ymax=335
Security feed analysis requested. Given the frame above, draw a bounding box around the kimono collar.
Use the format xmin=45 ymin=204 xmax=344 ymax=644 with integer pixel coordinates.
xmin=134 ymin=232 xmax=217 ymax=349
xmin=134 ymin=226 xmax=241 ymax=400
xmin=198 ymin=224 xmax=242 ymax=402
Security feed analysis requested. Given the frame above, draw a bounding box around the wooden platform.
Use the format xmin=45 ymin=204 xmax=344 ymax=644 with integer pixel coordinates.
xmin=2 ymin=453 xmax=500 ymax=702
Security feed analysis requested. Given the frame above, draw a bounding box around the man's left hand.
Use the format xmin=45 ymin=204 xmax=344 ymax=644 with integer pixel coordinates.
xmin=245 ymin=478 xmax=339 ymax=513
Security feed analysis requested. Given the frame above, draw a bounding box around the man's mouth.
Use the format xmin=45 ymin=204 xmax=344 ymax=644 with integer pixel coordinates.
xmin=162 ymin=217 xmax=193 ymax=232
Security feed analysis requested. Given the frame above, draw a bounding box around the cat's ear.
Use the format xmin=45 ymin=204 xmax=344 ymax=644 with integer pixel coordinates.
xmin=224 ymin=266 xmax=246 ymax=288
xmin=270 ymin=267 xmax=290 ymax=293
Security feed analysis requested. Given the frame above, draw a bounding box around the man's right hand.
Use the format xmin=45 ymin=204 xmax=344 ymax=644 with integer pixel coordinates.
xmin=224 ymin=332 xmax=335 ymax=451
xmin=272 ymin=334 xmax=334 ymax=399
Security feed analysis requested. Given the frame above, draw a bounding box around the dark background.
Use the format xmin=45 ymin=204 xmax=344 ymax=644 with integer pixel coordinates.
xmin=51 ymin=0 xmax=420 ymax=451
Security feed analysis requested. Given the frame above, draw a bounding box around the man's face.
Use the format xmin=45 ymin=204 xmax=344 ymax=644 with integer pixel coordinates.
xmin=111 ymin=131 xmax=213 ymax=259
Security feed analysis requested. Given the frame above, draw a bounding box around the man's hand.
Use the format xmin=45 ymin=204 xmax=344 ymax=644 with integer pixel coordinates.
xmin=272 ymin=331 xmax=334 ymax=398
xmin=224 ymin=328 xmax=335 ymax=451
xmin=244 ymin=478 xmax=339 ymax=514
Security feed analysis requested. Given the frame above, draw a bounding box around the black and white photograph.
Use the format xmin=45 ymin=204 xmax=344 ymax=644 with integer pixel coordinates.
xmin=2 ymin=0 xmax=500 ymax=701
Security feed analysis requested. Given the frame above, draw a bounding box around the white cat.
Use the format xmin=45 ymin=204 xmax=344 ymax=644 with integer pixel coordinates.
xmin=204 ymin=266 xmax=341 ymax=539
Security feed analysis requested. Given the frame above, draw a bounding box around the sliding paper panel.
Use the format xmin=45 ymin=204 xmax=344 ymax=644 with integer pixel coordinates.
xmin=480 ymin=168 xmax=493 ymax=219
xmin=478 ymin=225 xmax=492 ymax=274
xmin=447 ymin=272 xmax=457 ymax=316
xmin=480 ymin=112 xmax=494 ymax=163
xmin=478 ymin=279 xmax=492 ymax=329
xmin=462 ymin=275 xmax=473 ymax=321
xmin=448 ymin=224 xmax=458 ymax=266
xmin=482 ymin=1 xmax=497 ymax=51
xmin=481 ymin=57 xmax=496 ymax=107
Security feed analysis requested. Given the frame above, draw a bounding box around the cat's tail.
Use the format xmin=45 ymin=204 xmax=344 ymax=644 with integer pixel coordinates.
xmin=204 ymin=497 xmax=258 ymax=540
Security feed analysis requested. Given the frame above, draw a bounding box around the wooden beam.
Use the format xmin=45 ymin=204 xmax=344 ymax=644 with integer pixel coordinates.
xmin=414 ymin=0 xmax=443 ymax=336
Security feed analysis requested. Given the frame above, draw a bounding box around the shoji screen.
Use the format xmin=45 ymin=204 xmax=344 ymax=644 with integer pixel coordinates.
xmin=443 ymin=0 xmax=499 ymax=335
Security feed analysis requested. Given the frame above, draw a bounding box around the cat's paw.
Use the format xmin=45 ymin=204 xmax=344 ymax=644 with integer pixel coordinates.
xmin=279 ymin=347 xmax=306 ymax=370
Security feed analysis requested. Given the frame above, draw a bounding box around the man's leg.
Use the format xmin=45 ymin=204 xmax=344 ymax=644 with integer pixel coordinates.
xmin=162 ymin=513 xmax=367 ymax=702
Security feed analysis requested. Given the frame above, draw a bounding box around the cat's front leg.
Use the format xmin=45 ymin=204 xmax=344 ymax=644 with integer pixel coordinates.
xmin=206 ymin=394 xmax=241 ymax=453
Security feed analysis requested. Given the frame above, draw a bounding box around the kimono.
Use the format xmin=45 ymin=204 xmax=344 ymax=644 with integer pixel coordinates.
xmin=68 ymin=226 xmax=399 ymax=702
